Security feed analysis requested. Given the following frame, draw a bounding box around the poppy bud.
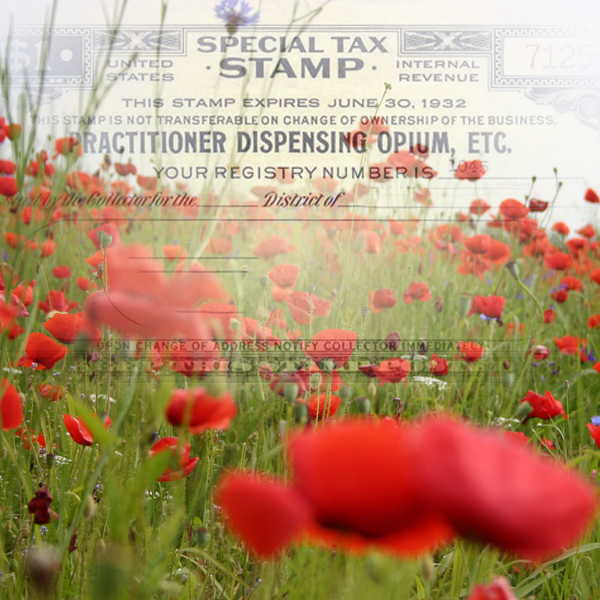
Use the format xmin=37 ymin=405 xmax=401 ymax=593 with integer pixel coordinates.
xmin=501 ymin=372 xmax=515 ymax=389
xmin=355 ymin=396 xmax=371 ymax=414
xmin=83 ymin=494 xmax=96 ymax=519
xmin=241 ymin=266 xmax=249 ymax=279
xmin=309 ymin=372 xmax=322 ymax=391
xmin=506 ymin=261 xmax=519 ymax=281
xmin=283 ymin=382 xmax=299 ymax=403
xmin=104 ymin=154 xmax=111 ymax=166
xmin=503 ymin=360 xmax=510 ymax=370
xmin=458 ymin=294 xmax=471 ymax=318
xmin=516 ymin=401 xmax=534 ymax=420
xmin=259 ymin=275 xmax=268 ymax=288
xmin=229 ymin=318 xmax=240 ymax=331
xmin=318 ymin=359 xmax=336 ymax=373
xmin=46 ymin=453 xmax=56 ymax=468
xmin=564 ymin=380 xmax=570 ymax=390
xmin=307 ymin=283 xmax=316 ymax=294
xmin=26 ymin=548 xmax=60 ymax=596
xmin=361 ymin=306 xmax=370 ymax=319
xmin=195 ymin=527 xmax=209 ymax=546
xmin=293 ymin=400 xmax=309 ymax=425
xmin=367 ymin=382 xmax=377 ymax=399
xmin=419 ymin=555 xmax=436 ymax=583
xmin=97 ymin=230 xmax=113 ymax=250
xmin=339 ymin=383 xmax=353 ymax=401
xmin=393 ymin=397 xmax=405 ymax=416
xmin=435 ymin=296 xmax=443 ymax=312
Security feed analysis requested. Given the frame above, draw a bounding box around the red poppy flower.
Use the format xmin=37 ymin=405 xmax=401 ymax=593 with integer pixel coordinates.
xmin=303 ymin=393 xmax=342 ymax=421
xmin=499 ymin=199 xmax=529 ymax=220
xmin=16 ymin=427 xmax=46 ymax=450
xmin=165 ymin=387 xmax=237 ymax=434
xmin=413 ymin=417 xmax=596 ymax=560
xmin=43 ymin=312 xmax=101 ymax=344
xmin=561 ymin=276 xmax=583 ymax=291
xmin=374 ymin=358 xmax=411 ymax=385
xmin=430 ymin=354 xmax=449 ymax=376
xmin=577 ymin=225 xmax=595 ymax=239
xmin=0 ymin=159 xmax=16 ymax=175
xmin=532 ymin=345 xmax=550 ymax=361
xmin=551 ymin=289 xmax=568 ymax=303
xmin=54 ymin=136 xmax=82 ymax=157
xmin=0 ymin=177 xmax=18 ymax=197
xmin=544 ymin=252 xmax=572 ymax=271
xmin=369 ymin=288 xmax=397 ymax=313
xmin=528 ymin=198 xmax=549 ymax=212
xmin=38 ymin=290 xmax=77 ymax=314
xmin=268 ymin=263 xmax=300 ymax=288
xmin=591 ymin=268 xmax=600 ymax=286
xmin=254 ymin=235 xmax=296 ymax=258
xmin=149 ymin=437 xmax=199 ymax=482
xmin=520 ymin=390 xmax=567 ymax=420
xmin=586 ymin=420 xmax=600 ymax=449
xmin=588 ymin=315 xmax=600 ymax=329
xmin=458 ymin=341 xmax=484 ymax=362
xmin=286 ymin=291 xmax=331 ymax=325
xmin=463 ymin=235 xmax=491 ymax=255
xmin=76 ymin=277 xmax=91 ymax=291
xmin=468 ymin=295 xmax=506 ymax=320
xmin=554 ymin=335 xmax=585 ymax=355
xmin=114 ymin=161 xmax=137 ymax=176
xmin=466 ymin=577 xmax=517 ymax=600
xmin=1 ymin=379 xmax=23 ymax=431
xmin=455 ymin=160 xmax=486 ymax=181
xmin=544 ymin=308 xmax=556 ymax=324
xmin=17 ymin=333 xmax=69 ymax=370
xmin=38 ymin=383 xmax=64 ymax=401
xmin=63 ymin=413 xmax=111 ymax=446
xmin=584 ymin=188 xmax=599 ymax=204
xmin=304 ymin=329 xmax=356 ymax=368
xmin=566 ymin=238 xmax=587 ymax=255
xmin=469 ymin=199 xmax=490 ymax=216
xmin=551 ymin=222 xmax=570 ymax=236
xmin=403 ymin=282 xmax=431 ymax=304
xmin=137 ymin=175 xmax=157 ymax=191
xmin=40 ymin=240 xmax=56 ymax=258
xmin=483 ymin=239 xmax=510 ymax=264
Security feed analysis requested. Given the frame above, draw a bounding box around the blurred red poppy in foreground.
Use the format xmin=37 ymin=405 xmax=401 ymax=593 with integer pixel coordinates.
xmin=16 ymin=333 xmax=69 ymax=370
xmin=166 ymin=387 xmax=237 ymax=434
xmin=468 ymin=295 xmax=506 ymax=320
xmin=149 ymin=437 xmax=199 ymax=482
xmin=217 ymin=418 xmax=597 ymax=561
xmin=584 ymin=188 xmax=599 ymax=204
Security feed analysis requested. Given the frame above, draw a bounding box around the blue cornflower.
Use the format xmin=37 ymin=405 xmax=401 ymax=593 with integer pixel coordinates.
xmin=590 ymin=416 xmax=600 ymax=426
xmin=215 ymin=0 xmax=259 ymax=33
xmin=582 ymin=346 xmax=596 ymax=362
